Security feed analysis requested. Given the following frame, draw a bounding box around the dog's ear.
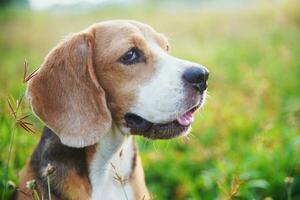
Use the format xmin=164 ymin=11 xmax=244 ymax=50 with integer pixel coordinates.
xmin=26 ymin=31 xmax=112 ymax=147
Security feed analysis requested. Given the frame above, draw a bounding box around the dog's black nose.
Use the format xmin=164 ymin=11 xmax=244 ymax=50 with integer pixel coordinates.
xmin=183 ymin=66 xmax=209 ymax=92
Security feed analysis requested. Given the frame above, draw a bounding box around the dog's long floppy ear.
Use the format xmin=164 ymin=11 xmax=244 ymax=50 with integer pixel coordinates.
xmin=26 ymin=32 xmax=112 ymax=148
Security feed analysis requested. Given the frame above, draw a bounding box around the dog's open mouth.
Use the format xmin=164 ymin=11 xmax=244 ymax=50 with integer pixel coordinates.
xmin=125 ymin=105 xmax=199 ymax=139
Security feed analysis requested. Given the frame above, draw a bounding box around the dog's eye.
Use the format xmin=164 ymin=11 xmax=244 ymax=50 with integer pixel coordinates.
xmin=119 ymin=48 xmax=143 ymax=65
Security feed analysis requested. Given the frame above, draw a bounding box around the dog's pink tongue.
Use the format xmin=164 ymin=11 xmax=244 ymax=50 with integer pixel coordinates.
xmin=176 ymin=111 xmax=194 ymax=126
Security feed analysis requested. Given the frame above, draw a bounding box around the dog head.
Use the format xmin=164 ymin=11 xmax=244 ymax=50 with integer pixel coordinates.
xmin=27 ymin=20 xmax=209 ymax=147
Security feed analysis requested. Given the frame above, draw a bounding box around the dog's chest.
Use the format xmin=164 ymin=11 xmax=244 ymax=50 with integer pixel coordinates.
xmin=89 ymin=133 xmax=135 ymax=200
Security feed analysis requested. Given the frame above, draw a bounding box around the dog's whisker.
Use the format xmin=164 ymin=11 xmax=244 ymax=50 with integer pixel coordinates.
xmin=164 ymin=140 xmax=171 ymax=151
xmin=152 ymin=142 xmax=159 ymax=152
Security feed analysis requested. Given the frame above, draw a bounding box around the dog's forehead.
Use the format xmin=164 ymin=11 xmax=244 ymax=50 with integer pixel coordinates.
xmin=91 ymin=20 xmax=168 ymax=47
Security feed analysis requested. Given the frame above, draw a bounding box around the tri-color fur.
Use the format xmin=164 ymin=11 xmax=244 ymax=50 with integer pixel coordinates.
xmin=16 ymin=127 xmax=148 ymax=200
xmin=15 ymin=20 xmax=208 ymax=200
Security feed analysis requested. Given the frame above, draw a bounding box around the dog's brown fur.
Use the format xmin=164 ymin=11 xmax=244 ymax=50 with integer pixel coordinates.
xmin=17 ymin=21 xmax=168 ymax=200
xmin=17 ymin=128 xmax=149 ymax=200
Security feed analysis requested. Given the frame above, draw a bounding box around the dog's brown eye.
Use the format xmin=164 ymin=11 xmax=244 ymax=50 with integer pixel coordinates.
xmin=119 ymin=48 xmax=143 ymax=65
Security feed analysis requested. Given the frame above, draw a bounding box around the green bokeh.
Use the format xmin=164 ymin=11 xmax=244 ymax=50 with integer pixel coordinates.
xmin=1 ymin=1 xmax=300 ymax=199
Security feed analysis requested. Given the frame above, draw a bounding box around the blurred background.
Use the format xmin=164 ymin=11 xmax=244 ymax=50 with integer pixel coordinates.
xmin=0 ymin=0 xmax=300 ymax=199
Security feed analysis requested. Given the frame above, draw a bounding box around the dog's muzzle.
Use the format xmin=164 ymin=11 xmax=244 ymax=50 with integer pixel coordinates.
xmin=125 ymin=65 xmax=209 ymax=140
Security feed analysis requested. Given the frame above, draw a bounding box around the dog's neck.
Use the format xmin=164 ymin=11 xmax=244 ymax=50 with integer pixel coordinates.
xmin=28 ymin=126 xmax=136 ymax=200
xmin=89 ymin=125 xmax=136 ymax=200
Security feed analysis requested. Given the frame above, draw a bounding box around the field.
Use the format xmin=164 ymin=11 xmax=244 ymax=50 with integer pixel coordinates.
xmin=1 ymin=1 xmax=300 ymax=199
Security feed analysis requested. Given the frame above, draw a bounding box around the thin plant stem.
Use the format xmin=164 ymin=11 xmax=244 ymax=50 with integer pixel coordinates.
xmin=120 ymin=184 xmax=128 ymax=200
xmin=287 ymin=185 xmax=292 ymax=200
xmin=111 ymin=162 xmax=128 ymax=200
xmin=33 ymin=189 xmax=41 ymax=200
xmin=2 ymin=125 xmax=16 ymax=199
xmin=47 ymin=176 xmax=52 ymax=200
xmin=285 ymin=176 xmax=293 ymax=200
xmin=3 ymin=95 xmax=32 ymax=199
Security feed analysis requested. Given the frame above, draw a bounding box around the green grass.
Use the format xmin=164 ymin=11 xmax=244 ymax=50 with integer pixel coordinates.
xmin=1 ymin=2 xmax=300 ymax=199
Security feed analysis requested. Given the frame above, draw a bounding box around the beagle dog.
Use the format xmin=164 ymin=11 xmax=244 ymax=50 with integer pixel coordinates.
xmin=16 ymin=20 xmax=209 ymax=200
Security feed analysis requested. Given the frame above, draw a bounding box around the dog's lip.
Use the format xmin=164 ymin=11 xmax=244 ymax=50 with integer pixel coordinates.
xmin=124 ymin=104 xmax=200 ymax=139
xmin=127 ymin=104 xmax=200 ymax=127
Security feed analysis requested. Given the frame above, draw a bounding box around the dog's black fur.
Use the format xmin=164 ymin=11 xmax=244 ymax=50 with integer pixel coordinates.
xmin=13 ymin=127 xmax=90 ymax=200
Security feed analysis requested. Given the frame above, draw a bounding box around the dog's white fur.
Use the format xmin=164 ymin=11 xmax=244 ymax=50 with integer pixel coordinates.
xmin=89 ymin=42 xmax=206 ymax=199
xmin=90 ymin=125 xmax=135 ymax=200
xmin=130 ymin=42 xmax=205 ymax=124
xmin=19 ymin=20 xmax=208 ymax=200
